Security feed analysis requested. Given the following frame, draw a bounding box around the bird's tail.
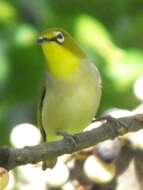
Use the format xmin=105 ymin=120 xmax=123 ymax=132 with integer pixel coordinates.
xmin=42 ymin=158 xmax=57 ymax=170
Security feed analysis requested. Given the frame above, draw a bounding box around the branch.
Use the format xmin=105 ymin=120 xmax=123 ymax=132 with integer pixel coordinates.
xmin=0 ymin=113 xmax=143 ymax=170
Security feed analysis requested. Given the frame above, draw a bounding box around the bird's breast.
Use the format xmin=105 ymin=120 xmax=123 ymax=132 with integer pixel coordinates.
xmin=42 ymin=62 xmax=101 ymax=141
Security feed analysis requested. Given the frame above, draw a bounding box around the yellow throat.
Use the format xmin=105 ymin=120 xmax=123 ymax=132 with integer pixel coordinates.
xmin=37 ymin=28 xmax=86 ymax=79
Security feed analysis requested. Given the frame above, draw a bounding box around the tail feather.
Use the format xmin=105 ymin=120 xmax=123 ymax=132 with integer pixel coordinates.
xmin=42 ymin=158 xmax=57 ymax=170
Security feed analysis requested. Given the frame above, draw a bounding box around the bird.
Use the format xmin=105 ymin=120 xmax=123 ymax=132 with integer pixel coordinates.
xmin=37 ymin=28 xmax=102 ymax=170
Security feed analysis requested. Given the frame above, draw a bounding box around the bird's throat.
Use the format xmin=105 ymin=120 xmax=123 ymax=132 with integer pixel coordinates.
xmin=42 ymin=43 xmax=81 ymax=79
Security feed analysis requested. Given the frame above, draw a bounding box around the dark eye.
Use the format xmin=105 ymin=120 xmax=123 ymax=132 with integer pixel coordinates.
xmin=56 ymin=32 xmax=64 ymax=44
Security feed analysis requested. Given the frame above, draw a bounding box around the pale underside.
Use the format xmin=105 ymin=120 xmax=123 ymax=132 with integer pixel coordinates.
xmin=41 ymin=60 xmax=101 ymax=142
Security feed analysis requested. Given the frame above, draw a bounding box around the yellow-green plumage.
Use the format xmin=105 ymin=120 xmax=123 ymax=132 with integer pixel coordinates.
xmin=37 ymin=28 xmax=101 ymax=168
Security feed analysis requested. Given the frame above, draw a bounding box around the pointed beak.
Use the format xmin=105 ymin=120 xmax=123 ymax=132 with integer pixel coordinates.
xmin=37 ymin=36 xmax=51 ymax=45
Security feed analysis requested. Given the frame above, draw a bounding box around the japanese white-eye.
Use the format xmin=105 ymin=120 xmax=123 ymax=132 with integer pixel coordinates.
xmin=37 ymin=28 xmax=102 ymax=170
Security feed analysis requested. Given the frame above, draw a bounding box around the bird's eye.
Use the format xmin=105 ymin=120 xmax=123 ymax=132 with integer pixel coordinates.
xmin=56 ymin=32 xmax=64 ymax=44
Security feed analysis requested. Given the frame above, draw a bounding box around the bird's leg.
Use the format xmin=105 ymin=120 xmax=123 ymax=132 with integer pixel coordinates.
xmin=56 ymin=131 xmax=78 ymax=149
xmin=95 ymin=115 xmax=128 ymax=135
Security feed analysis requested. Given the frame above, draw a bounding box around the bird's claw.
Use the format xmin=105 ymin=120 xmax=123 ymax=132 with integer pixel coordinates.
xmin=56 ymin=131 xmax=77 ymax=149
xmin=96 ymin=115 xmax=128 ymax=135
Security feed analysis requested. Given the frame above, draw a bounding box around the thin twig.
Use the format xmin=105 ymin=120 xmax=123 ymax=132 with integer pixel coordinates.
xmin=0 ymin=113 xmax=143 ymax=170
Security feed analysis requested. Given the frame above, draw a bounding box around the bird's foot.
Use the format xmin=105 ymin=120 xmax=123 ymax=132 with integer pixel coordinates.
xmin=56 ymin=131 xmax=77 ymax=149
xmin=96 ymin=115 xmax=128 ymax=135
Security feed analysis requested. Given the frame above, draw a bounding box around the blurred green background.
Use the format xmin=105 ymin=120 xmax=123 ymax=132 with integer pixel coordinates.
xmin=0 ymin=0 xmax=143 ymax=145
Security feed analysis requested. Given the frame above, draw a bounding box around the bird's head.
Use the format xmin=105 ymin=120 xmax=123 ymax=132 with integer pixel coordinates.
xmin=37 ymin=28 xmax=86 ymax=79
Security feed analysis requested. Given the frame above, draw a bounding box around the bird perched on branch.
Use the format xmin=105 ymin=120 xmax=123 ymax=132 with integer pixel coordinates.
xmin=37 ymin=28 xmax=101 ymax=170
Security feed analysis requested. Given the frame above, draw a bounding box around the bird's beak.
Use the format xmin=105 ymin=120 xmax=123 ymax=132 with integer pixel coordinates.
xmin=37 ymin=36 xmax=51 ymax=45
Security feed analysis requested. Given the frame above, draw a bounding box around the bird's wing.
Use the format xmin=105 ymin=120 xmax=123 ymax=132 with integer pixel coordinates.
xmin=37 ymin=79 xmax=57 ymax=170
xmin=37 ymin=80 xmax=47 ymax=142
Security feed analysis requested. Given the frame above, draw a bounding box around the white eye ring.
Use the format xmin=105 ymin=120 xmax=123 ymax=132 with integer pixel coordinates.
xmin=56 ymin=32 xmax=64 ymax=44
